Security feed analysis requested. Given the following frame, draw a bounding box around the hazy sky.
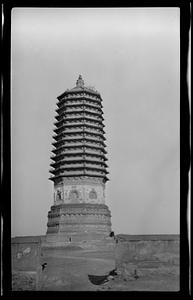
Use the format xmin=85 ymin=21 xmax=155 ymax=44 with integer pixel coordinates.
xmin=11 ymin=8 xmax=180 ymax=237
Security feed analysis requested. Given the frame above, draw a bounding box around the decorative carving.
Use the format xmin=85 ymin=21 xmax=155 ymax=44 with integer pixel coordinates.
xmin=68 ymin=190 xmax=80 ymax=203
xmin=54 ymin=187 xmax=64 ymax=204
xmin=56 ymin=190 xmax=62 ymax=201
xmin=62 ymin=176 xmax=105 ymax=186
xmin=89 ymin=189 xmax=97 ymax=199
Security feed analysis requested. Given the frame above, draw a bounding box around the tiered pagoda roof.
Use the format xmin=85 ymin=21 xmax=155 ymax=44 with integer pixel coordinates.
xmin=49 ymin=75 xmax=109 ymax=182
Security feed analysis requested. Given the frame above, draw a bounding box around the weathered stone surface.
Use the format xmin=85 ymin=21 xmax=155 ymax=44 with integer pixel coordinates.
xmin=115 ymin=235 xmax=180 ymax=281
xmin=119 ymin=262 xmax=138 ymax=280
xmin=46 ymin=203 xmax=112 ymax=245
xmin=54 ymin=177 xmax=105 ymax=205
xmin=12 ymin=271 xmax=37 ymax=291
xmin=49 ymin=79 xmax=110 ymax=242
xmin=12 ymin=237 xmax=41 ymax=271
xmin=11 ymin=237 xmax=42 ymax=291
xmin=11 ymin=234 xmax=179 ymax=291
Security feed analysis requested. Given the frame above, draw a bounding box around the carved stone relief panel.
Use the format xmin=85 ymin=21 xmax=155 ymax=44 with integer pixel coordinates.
xmin=59 ymin=178 xmax=105 ymax=204
xmin=54 ymin=185 xmax=64 ymax=205
xmin=88 ymin=188 xmax=97 ymax=203
xmin=84 ymin=184 xmax=105 ymax=204
xmin=68 ymin=189 xmax=80 ymax=203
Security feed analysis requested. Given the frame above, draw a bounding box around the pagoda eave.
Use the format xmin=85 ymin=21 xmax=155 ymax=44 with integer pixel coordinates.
xmin=51 ymin=146 xmax=107 ymax=154
xmin=52 ymin=138 xmax=106 ymax=147
xmin=49 ymin=173 xmax=109 ymax=182
xmin=50 ymin=152 xmax=108 ymax=161
xmin=50 ymin=160 xmax=108 ymax=168
xmin=49 ymin=166 xmax=108 ymax=174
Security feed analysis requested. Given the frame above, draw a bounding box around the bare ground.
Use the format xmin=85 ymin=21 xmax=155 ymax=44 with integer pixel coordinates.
xmin=38 ymin=248 xmax=179 ymax=291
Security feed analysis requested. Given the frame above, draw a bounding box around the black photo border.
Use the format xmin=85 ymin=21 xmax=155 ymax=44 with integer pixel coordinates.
xmin=1 ymin=0 xmax=191 ymax=296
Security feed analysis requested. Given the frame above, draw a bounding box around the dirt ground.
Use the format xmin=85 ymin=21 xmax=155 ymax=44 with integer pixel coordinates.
xmin=38 ymin=248 xmax=179 ymax=291
xmin=96 ymin=275 xmax=179 ymax=291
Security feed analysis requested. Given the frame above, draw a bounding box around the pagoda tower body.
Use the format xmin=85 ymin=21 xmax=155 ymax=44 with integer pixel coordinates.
xmin=46 ymin=76 xmax=112 ymax=245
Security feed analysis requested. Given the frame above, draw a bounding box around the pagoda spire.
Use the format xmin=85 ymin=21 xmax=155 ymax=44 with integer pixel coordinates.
xmin=76 ymin=74 xmax=84 ymax=87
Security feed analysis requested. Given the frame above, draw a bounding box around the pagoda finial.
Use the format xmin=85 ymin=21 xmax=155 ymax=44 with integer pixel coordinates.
xmin=76 ymin=75 xmax=84 ymax=87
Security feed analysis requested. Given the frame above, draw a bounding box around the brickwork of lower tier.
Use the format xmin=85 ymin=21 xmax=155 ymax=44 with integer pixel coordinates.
xmin=46 ymin=203 xmax=112 ymax=239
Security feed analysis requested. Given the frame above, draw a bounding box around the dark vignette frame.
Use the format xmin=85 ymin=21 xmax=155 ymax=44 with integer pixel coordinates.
xmin=1 ymin=0 xmax=191 ymax=296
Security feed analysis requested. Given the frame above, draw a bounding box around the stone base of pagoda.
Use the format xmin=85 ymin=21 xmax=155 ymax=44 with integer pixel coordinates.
xmin=44 ymin=203 xmax=114 ymax=249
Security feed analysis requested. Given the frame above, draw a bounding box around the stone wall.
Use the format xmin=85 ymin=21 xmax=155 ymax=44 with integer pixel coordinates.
xmin=11 ymin=236 xmax=43 ymax=291
xmin=11 ymin=234 xmax=179 ymax=290
xmin=115 ymin=234 xmax=179 ymax=280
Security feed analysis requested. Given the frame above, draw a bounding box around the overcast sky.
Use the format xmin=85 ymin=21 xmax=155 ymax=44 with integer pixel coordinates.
xmin=11 ymin=8 xmax=180 ymax=237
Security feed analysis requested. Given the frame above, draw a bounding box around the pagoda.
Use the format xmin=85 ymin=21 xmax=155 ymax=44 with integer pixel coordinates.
xmin=46 ymin=75 xmax=112 ymax=245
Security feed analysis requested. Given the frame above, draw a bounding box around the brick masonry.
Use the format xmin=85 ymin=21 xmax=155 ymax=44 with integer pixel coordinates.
xmin=11 ymin=236 xmax=43 ymax=291
xmin=11 ymin=234 xmax=179 ymax=290
xmin=115 ymin=234 xmax=180 ymax=279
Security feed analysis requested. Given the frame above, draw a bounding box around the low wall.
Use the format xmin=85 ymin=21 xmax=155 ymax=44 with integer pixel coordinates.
xmin=11 ymin=234 xmax=180 ymax=290
xmin=115 ymin=234 xmax=179 ymax=279
xmin=11 ymin=236 xmax=44 ymax=291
